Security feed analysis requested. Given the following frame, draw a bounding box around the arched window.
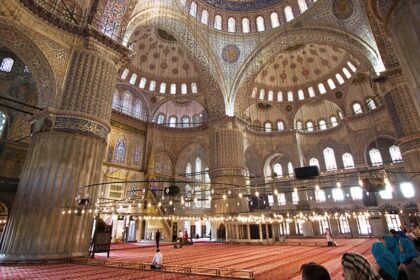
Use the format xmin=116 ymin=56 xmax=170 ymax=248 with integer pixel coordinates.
xmin=277 ymin=91 xmax=283 ymax=102
xmin=369 ymin=148 xmax=383 ymax=166
xmin=306 ymin=121 xmax=314 ymax=132
xmin=323 ymin=147 xmax=337 ymax=171
xmin=242 ymin=18 xmax=250 ymax=33
xmin=264 ymin=122 xmax=272 ymax=132
xmin=332 ymin=187 xmax=344 ymax=201
xmin=186 ymin=162 xmax=192 ymax=177
xmin=191 ymin=83 xmax=198 ymax=94
xmin=122 ymin=92 xmax=132 ymax=114
xmin=389 ymin=145 xmax=402 ymax=163
xmin=0 ymin=111 xmax=6 ymax=138
xmin=228 ymin=17 xmax=236 ymax=33
xmin=342 ymin=153 xmax=355 ymax=169
xmin=318 ymin=83 xmax=326 ymax=94
xmin=298 ymin=0 xmax=308 ymax=12
xmin=315 ymin=189 xmax=326 ymax=203
xmin=309 ymin=158 xmax=320 ymax=169
xmin=366 ymin=98 xmax=377 ymax=110
xmin=170 ymin=83 xmax=177 ymax=94
xmin=214 ymin=15 xmax=222 ymax=30
xmin=181 ymin=83 xmax=188 ymax=94
xmin=296 ymin=121 xmax=303 ymax=130
xmin=256 ymin=16 xmax=265 ymax=32
xmin=336 ymin=73 xmax=345 ymax=84
xmin=350 ymin=186 xmax=363 ymax=200
xmin=114 ymin=138 xmax=126 ymax=163
xmin=268 ymin=91 xmax=274 ymax=101
xmin=259 ymin=89 xmax=265 ymax=100
xmin=327 ymin=79 xmax=336 ymax=90
xmin=330 ymin=116 xmax=338 ymax=127
xmin=352 ymin=103 xmax=363 ymax=114
xmin=182 ymin=116 xmax=190 ymax=128
xmin=121 ymin=68 xmax=129 ymax=80
xmin=400 ymin=182 xmax=415 ymax=198
xmin=129 ymin=74 xmax=137 ymax=85
xmin=0 ymin=57 xmax=14 ymax=72
xmin=343 ymin=67 xmax=352 ymax=79
xmin=288 ymin=162 xmax=294 ymax=176
xmin=319 ymin=120 xmax=327 ymax=130
xmin=139 ymin=77 xmax=147 ymax=89
xmin=189 ymin=2 xmax=197 ymax=17
xmin=287 ymin=91 xmax=294 ymax=101
xmin=347 ymin=61 xmax=357 ymax=72
xmin=277 ymin=121 xmax=285 ymax=131
xmin=298 ymin=90 xmax=305 ymax=100
xmin=169 ymin=116 xmax=177 ymax=128
xmin=159 ymin=82 xmax=166 ymax=94
xmin=149 ymin=80 xmax=156 ymax=91
xmin=270 ymin=12 xmax=280 ymax=28
xmin=185 ymin=184 xmax=192 ymax=207
xmin=306 ymin=87 xmax=315 ymax=98
xmin=133 ymin=100 xmax=141 ymax=118
xmin=157 ymin=113 xmax=165 ymax=124
xmin=194 ymin=186 xmax=202 ymax=208
xmin=201 ymin=10 xmax=209 ymax=24
xmin=195 ymin=157 xmax=202 ymax=180
xmin=273 ymin=163 xmax=283 ymax=177
xmin=284 ymin=6 xmax=294 ymax=22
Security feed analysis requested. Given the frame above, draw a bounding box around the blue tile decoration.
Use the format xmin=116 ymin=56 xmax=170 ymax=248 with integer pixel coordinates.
xmin=201 ymin=0 xmax=283 ymax=11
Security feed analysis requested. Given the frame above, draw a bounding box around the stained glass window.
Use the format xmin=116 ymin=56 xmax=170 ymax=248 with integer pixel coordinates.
xmin=323 ymin=147 xmax=337 ymax=171
xmin=256 ymin=16 xmax=265 ymax=32
xmin=242 ymin=18 xmax=250 ymax=33
xmin=214 ymin=15 xmax=222 ymax=30
xmin=298 ymin=0 xmax=308 ymax=12
xmin=264 ymin=122 xmax=272 ymax=132
xmin=369 ymin=148 xmax=383 ymax=166
xmin=0 ymin=58 xmax=14 ymax=72
xmin=270 ymin=12 xmax=280 ymax=28
xmin=273 ymin=163 xmax=282 ymax=177
xmin=114 ymin=138 xmax=126 ymax=163
xmin=228 ymin=17 xmax=236 ymax=33
xmin=284 ymin=6 xmax=294 ymax=22
xmin=201 ymin=10 xmax=209 ymax=24
xmin=389 ymin=145 xmax=402 ymax=163
xmin=277 ymin=121 xmax=284 ymax=131
xmin=309 ymin=158 xmax=320 ymax=169
xmin=342 ymin=153 xmax=355 ymax=169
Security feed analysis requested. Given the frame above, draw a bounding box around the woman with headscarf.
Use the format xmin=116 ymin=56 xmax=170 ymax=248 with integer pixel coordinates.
xmin=399 ymin=238 xmax=420 ymax=280
xmin=341 ymin=252 xmax=383 ymax=280
xmin=383 ymin=235 xmax=401 ymax=265
xmin=371 ymin=242 xmax=399 ymax=280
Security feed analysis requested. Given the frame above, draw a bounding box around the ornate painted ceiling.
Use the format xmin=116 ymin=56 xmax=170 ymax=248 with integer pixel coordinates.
xmin=129 ymin=25 xmax=200 ymax=82
xmin=254 ymin=44 xmax=350 ymax=91
xmin=200 ymin=0 xmax=283 ymax=11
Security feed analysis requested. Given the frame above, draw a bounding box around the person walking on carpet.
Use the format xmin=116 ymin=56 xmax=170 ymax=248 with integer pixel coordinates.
xmin=155 ymin=229 xmax=161 ymax=249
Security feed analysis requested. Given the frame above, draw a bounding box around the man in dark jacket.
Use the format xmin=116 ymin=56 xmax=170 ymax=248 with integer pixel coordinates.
xmin=155 ymin=230 xmax=161 ymax=249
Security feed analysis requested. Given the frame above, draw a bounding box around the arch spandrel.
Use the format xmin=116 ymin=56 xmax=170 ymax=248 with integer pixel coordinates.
xmin=124 ymin=10 xmax=226 ymax=117
xmin=0 ymin=19 xmax=59 ymax=109
xmin=232 ymin=27 xmax=382 ymax=116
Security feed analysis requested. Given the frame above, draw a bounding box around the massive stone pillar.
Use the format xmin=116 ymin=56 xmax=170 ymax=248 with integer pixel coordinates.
xmin=0 ymin=44 xmax=120 ymax=260
xmin=384 ymin=0 xmax=420 ymax=108
xmin=208 ymin=119 xmax=248 ymax=215
xmin=381 ymin=72 xmax=420 ymax=209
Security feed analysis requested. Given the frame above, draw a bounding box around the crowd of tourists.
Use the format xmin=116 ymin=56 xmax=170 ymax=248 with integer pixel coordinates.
xmin=302 ymin=229 xmax=420 ymax=280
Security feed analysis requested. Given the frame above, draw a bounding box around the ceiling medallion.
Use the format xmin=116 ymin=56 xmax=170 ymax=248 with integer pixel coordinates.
xmin=222 ymin=44 xmax=240 ymax=64
xmin=332 ymin=0 xmax=354 ymax=20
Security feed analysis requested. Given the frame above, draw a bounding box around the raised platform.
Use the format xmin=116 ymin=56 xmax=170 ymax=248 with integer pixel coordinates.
xmin=0 ymin=238 xmax=376 ymax=280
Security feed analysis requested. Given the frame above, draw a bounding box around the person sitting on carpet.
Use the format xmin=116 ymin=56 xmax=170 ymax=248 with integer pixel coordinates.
xmin=398 ymin=238 xmax=420 ymax=280
xmin=325 ymin=228 xmax=337 ymax=247
xmin=300 ymin=262 xmax=331 ymax=280
xmin=151 ymin=249 xmax=163 ymax=269
xmin=383 ymin=235 xmax=401 ymax=265
xmin=341 ymin=252 xmax=382 ymax=280
xmin=371 ymin=242 xmax=399 ymax=280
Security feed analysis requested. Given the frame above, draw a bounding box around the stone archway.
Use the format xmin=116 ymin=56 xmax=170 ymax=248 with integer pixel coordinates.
xmin=0 ymin=19 xmax=57 ymax=109
xmin=232 ymin=27 xmax=382 ymax=115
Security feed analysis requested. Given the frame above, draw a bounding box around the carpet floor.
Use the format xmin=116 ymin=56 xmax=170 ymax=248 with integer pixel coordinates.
xmin=1 ymin=238 xmax=377 ymax=280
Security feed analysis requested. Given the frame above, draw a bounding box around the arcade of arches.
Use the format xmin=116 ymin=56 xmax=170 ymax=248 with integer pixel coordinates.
xmin=0 ymin=0 xmax=420 ymax=279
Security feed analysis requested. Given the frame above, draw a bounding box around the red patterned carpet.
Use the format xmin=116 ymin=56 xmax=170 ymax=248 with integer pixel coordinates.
xmin=1 ymin=239 xmax=376 ymax=280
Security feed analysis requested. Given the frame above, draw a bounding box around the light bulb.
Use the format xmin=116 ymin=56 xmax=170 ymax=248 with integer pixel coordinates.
xmin=315 ymin=185 xmax=320 ymax=191
xmin=222 ymin=194 xmax=227 ymax=200
xmin=147 ymin=202 xmax=151 ymax=208
xmin=238 ymin=193 xmax=243 ymax=198
xmin=274 ymin=189 xmax=278 ymax=195
xmin=336 ymin=182 xmax=341 ymax=188
xmin=359 ymin=179 xmax=363 ymax=186
xmin=228 ymin=190 xmax=232 ymax=195
xmin=62 ymin=210 xmax=66 ymax=215
xmin=255 ymin=191 xmax=259 ymax=197
xmin=169 ymin=200 xmax=173 ymax=205
xmin=158 ymin=202 xmax=161 ymax=207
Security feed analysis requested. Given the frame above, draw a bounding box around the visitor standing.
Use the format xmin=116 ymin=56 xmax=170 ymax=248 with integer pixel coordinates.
xmin=155 ymin=229 xmax=161 ymax=249
xmin=184 ymin=230 xmax=189 ymax=245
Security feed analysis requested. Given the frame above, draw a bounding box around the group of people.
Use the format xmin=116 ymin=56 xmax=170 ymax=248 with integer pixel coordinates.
xmin=176 ymin=229 xmax=193 ymax=248
xmin=302 ymin=232 xmax=420 ymax=280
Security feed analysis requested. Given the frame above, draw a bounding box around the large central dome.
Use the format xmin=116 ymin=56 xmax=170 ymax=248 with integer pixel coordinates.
xmin=201 ymin=0 xmax=283 ymax=11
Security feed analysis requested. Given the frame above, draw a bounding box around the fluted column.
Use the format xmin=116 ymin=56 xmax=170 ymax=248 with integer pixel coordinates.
xmin=0 ymin=44 xmax=120 ymax=260
xmin=208 ymin=119 xmax=248 ymax=214
xmin=382 ymin=73 xmax=420 ymax=209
